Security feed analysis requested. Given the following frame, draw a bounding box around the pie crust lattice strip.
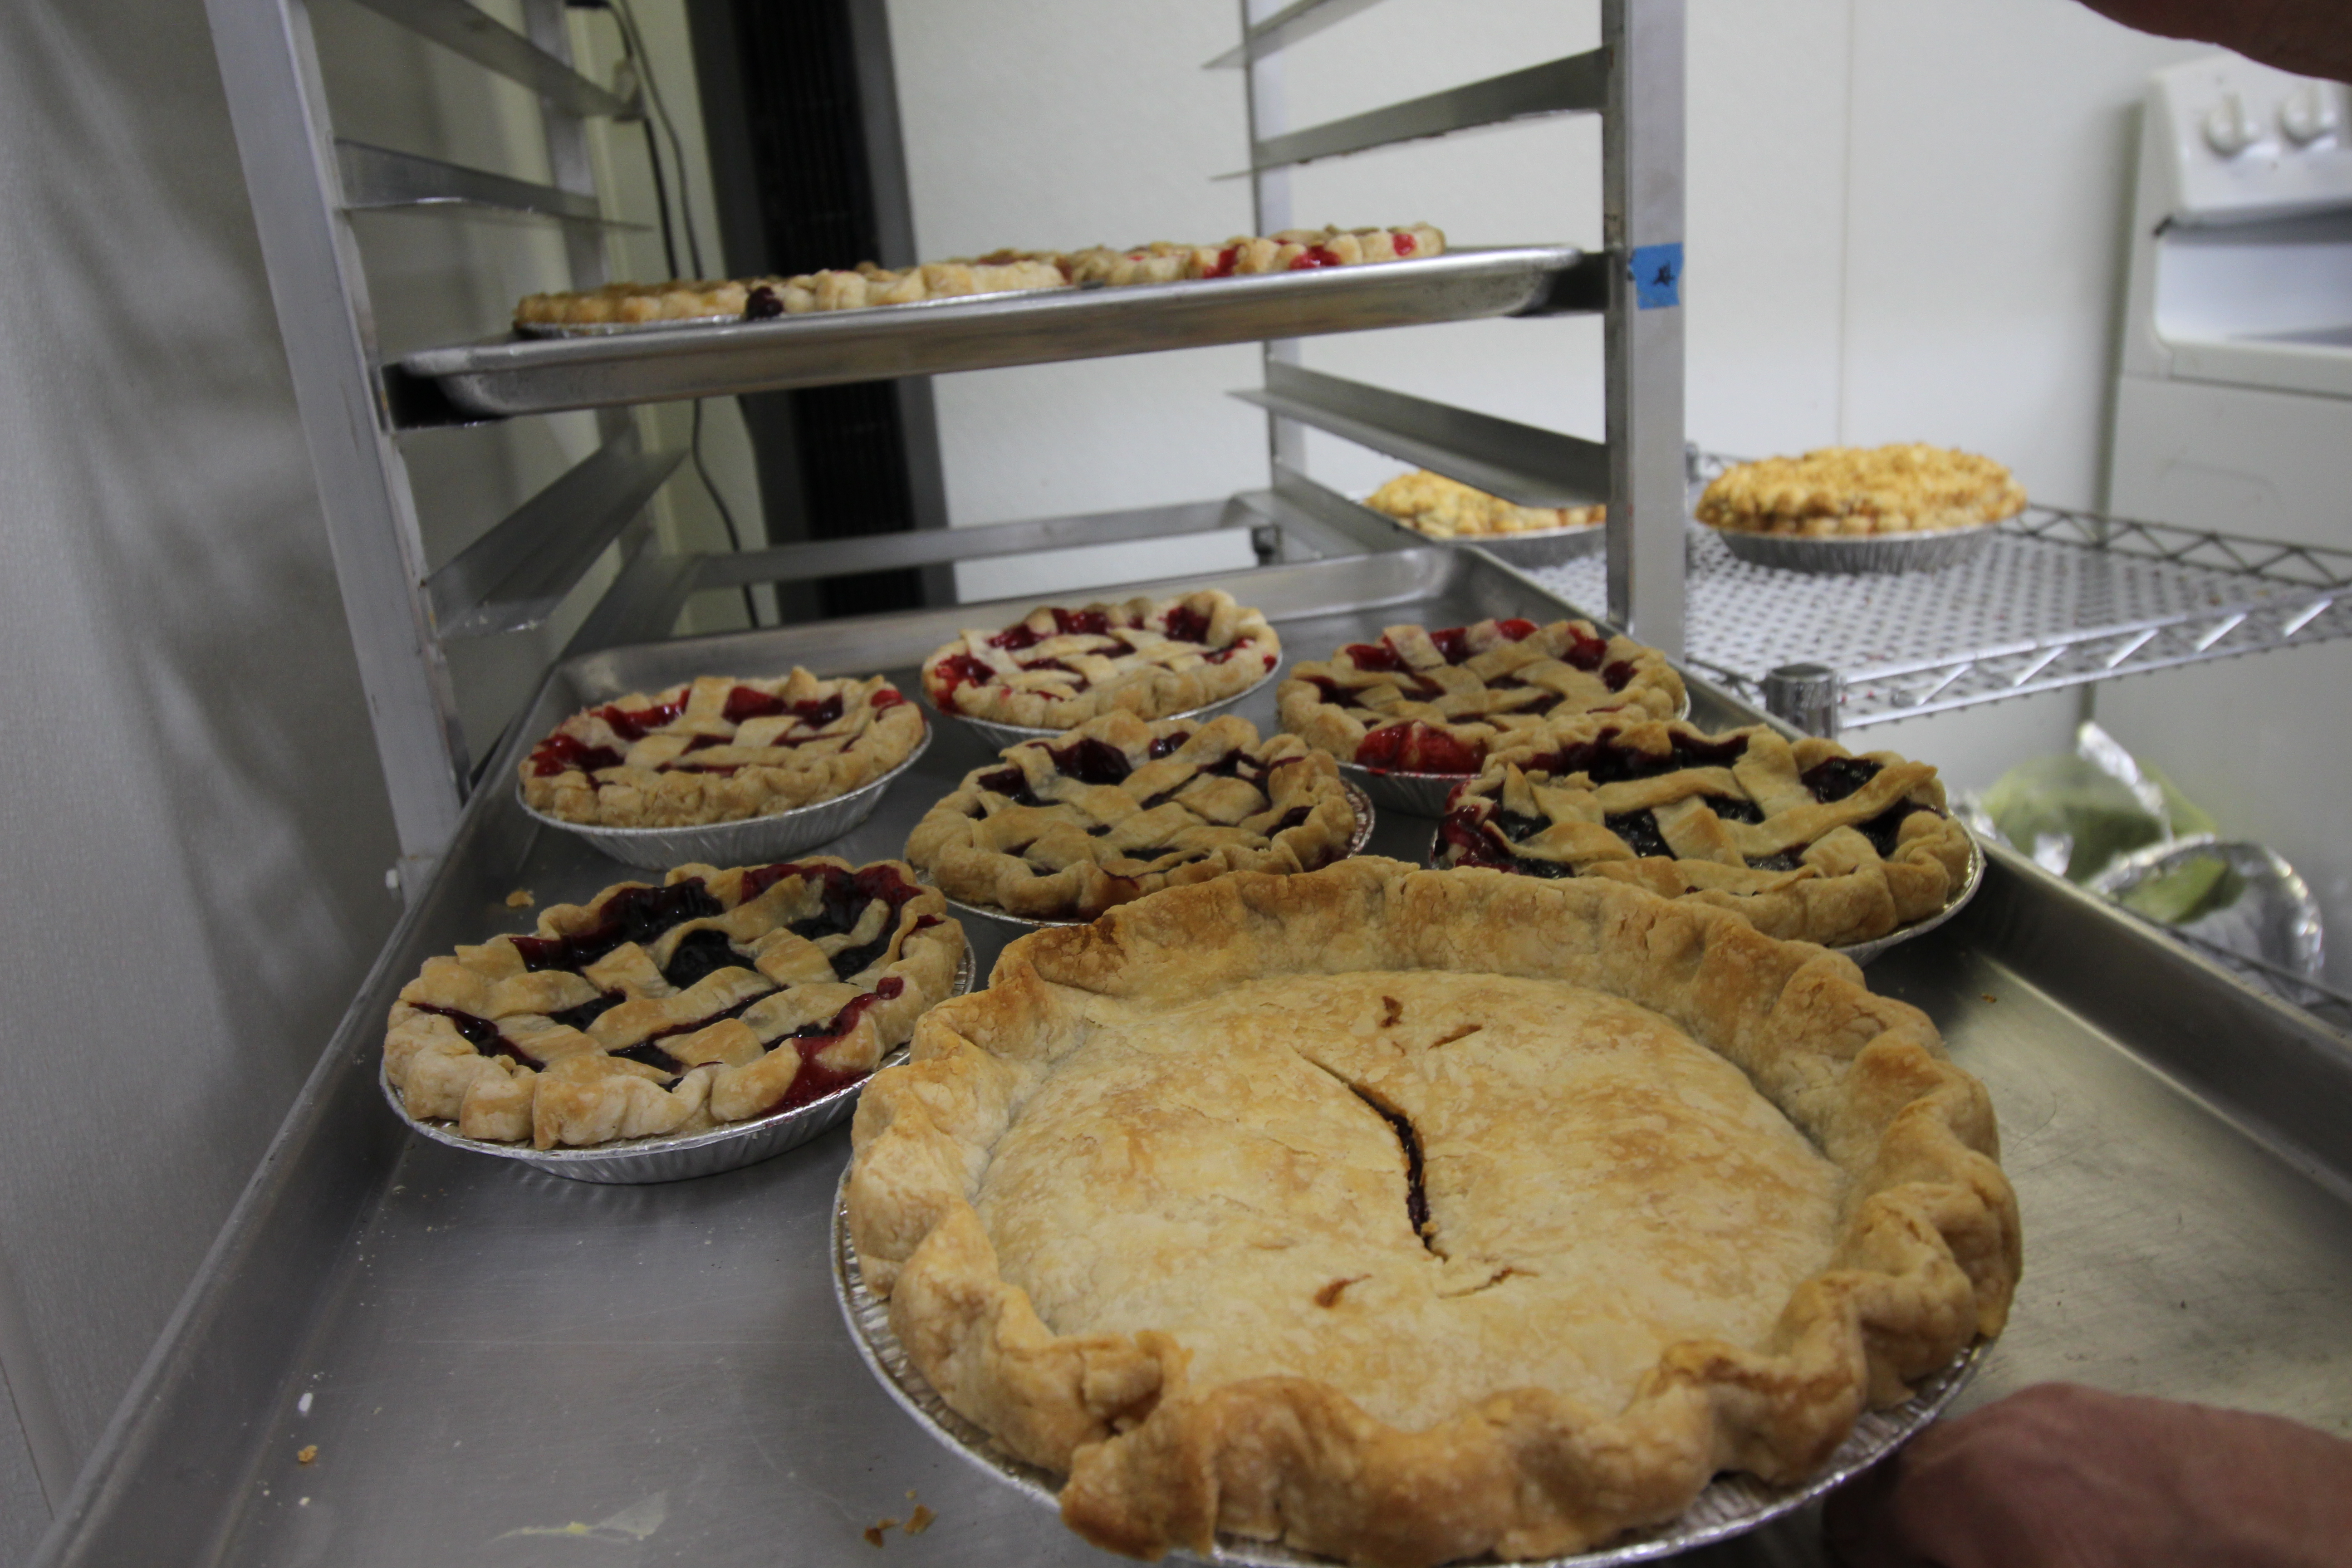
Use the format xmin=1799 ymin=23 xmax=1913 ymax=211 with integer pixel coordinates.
xmin=905 ymin=711 xmax=1362 ymax=922
xmin=520 ymin=671 xmax=923 ymax=829
xmin=921 ymin=589 xmax=1281 ymax=730
xmin=1432 ymin=717 xmax=1975 ymax=948
xmin=1279 ymin=617 xmax=1684 ymax=775
xmin=384 ymin=858 xmax=964 ymax=1150
xmin=847 ymin=859 xmax=2017 ymax=1566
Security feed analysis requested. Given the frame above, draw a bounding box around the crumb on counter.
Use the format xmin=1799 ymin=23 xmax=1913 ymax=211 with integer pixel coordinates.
xmin=506 ymin=889 xmax=535 ymax=908
xmin=906 ymin=1504 xmax=936 ymax=1535
xmin=296 ymin=1445 xmax=318 ymax=1465
xmin=863 ymin=1518 xmax=899 ymax=1548
xmin=1980 ymin=992 xmax=1998 ymax=1004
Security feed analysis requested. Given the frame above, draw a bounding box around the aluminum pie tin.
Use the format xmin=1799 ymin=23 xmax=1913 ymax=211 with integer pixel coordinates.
xmin=379 ymin=949 xmax=975 ymax=1185
xmin=928 ymin=779 xmax=1377 ymax=931
xmin=832 ymin=1172 xmax=1982 ymax=1566
xmin=517 ymin=722 xmax=932 ymax=871
xmin=514 ymin=314 xmax=745 ymax=339
xmin=1421 ymin=823 xmax=1986 ymax=967
xmin=1708 ymin=520 xmax=2001 ymax=576
xmin=2088 ymin=837 xmax=2324 ymax=986
xmin=931 ymin=663 xmax=1283 ymax=755
xmin=1338 ymin=691 xmax=1695 ymax=821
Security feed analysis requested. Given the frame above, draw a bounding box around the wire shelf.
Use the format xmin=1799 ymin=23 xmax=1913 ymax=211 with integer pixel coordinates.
xmin=1529 ymin=506 xmax=2352 ymax=732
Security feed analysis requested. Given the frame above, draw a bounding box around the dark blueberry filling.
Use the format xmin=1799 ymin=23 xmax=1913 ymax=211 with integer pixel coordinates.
xmin=1746 ymin=850 xmax=1806 ymax=872
xmin=743 ymin=284 xmax=784 ymax=319
xmin=1149 ymin=733 xmax=1186 ymax=760
xmin=410 ymin=1003 xmax=500 ymax=1051
xmin=548 ymin=993 xmax=621 ymax=1033
xmin=1269 ymin=805 xmax=1313 ymax=833
xmin=1045 ymin=737 xmax=1133 ymax=786
xmin=1605 ymin=808 xmax=1672 ymax=858
xmin=975 ymin=766 xmax=1036 ymax=805
xmin=1711 ymin=796 xmax=1766 ymax=825
xmin=512 ymin=880 xmax=724 ymax=972
xmin=1520 ymin=729 xmax=1750 ymax=786
xmin=1350 ymin=1088 xmax=1435 ymax=1253
xmin=662 ymin=927 xmax=745 ymax=990
xmin=1801 ymin=755 xmax=1883 ymax=803
xmin=1859 ymin=800 xmax=1925 ymax=856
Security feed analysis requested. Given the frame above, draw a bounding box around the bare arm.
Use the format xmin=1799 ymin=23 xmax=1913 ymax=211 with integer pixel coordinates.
xmin=2074 ymin=0 xmax=2352 ymax=83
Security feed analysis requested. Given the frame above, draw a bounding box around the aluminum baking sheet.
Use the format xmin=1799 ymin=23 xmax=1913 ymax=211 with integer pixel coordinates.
xmin=933 ymin=665 xmax=1282 ymax=754
xmin=929 ymin=779 xmax=1377 ymax=931
xmin=1707 ymin=521 xmax=2001 ymax=576
xmin=832 ymin=1173 xmax=1980 ymax=1567
xmin=39 ymin=549 xmax=2352 ymax=1568
xmin=377 ymin=950 xmax=975 ymax=1186
xmin=516 ymin=720 xmax=934 ymax=871
xmin=399 ymin=247 xmax=1588 ymax=419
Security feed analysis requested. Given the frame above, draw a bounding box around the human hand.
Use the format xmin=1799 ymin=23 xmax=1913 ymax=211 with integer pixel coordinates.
xmin=1824 ymin=1382 xmax=2352 ymax=1568
xmin=2073 ymin=1 xmax=2352 ymax=84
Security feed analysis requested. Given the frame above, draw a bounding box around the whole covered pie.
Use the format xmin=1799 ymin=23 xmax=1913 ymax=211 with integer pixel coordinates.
xmin=1279 ymin=617 xmax=1684 ymax=775
xmin=520 ymin=671 xmax=922 ymax=829
xmin=921 ymin=589 xmax=1280 ymax=730
xmin=1697 ymin=445 xmax=2027 ymax=537
xmin=383 ymin=858 xmax=963 ymax=1149
xmin=1433 ymin=717 xmax=1974 ymax=947
xmin=905 ymin=711 xmax=1357 ymax=921
xmin=1364 ymin=469 xmax=1604 ymax=540
xmin=847 ymin=860 xmax=2018 ymax=1565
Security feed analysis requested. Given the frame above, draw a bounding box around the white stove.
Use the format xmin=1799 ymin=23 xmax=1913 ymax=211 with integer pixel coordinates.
xmin=2107 ymin=54 xmax=2352 ymax=546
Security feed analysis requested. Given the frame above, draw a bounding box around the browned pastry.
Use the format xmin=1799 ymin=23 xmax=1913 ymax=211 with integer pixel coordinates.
xmin=1432 ymin=717 xmax=1974 ymax=947
xmin=1696 ymin=445 xmax=2027 ymax=537
xmin=847 ymin=858 xmax=2018 ymax=1565
xmin=920 ymin=589 xmax=1280 ymax=730
xmin=1279 ymin=617 xmax=1684 ymax=775
xmin=383 ymin=858 xmax=963 ymax=1149
xmin=520 ymin=671 xmax=923 ymax=829
xmin=905 ymin=711 xmax=1357 ymax=921
xmin=1364 ymin=470 xmax=1603 ymax=539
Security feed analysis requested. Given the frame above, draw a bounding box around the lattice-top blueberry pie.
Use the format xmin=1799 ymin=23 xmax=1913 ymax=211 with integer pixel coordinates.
xmin=847 ymin=858 xmax=2017 ymax=1565
xmin=1433 ymin=717 xmax=1973 ymax=946
xmin=905 ymin=711 xmax=1358 ymax=921
xmin=1279 ymin=617 xmax=1684 ymax=775
xmin=521 ymin=671 xmax=923 ymax=829
xmin=920 ymin=589 xmax=1280 ymax=730
xmin=384 ymin=858 xmax=963 ymax=1149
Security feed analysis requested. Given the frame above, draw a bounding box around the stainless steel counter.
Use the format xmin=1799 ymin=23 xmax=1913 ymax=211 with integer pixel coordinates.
xmin=35 ymin=550 xmax=2352 ymax=1568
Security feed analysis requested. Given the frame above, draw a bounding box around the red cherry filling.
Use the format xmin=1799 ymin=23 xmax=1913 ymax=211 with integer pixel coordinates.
xmin=1287 ymin=245 xmax=1343 ymax=270
xmin=931 ymin=652 xmax=996 ymax=696
xmin=1394 ymin=232 xmax=1418 ymax=257
xmin=1205 ymin=245 xmax=1240 ymax=279
xmin=529 ymin=733 xmax=625 ymax=777
xmin=1354 ymin=722 xmax=1484 ymax=774
xmin=1160 ymin=605 xmax=1211 ymax=644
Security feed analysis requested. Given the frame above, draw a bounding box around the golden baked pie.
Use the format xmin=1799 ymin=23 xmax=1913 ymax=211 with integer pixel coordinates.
xmin=1279 ymin=617 xmax=1684 ymax=775
xmin=1432 ymin=717 xmax=1974 ymax=947
xmin=520 ymin=671 xmax=923 ymax=829
xmin=1697 ymin=445 xmax=2027 ymax=537
xmin=1365 ymin=469 xmax=1604 ymax=539
xmin=921 ymin=589 xmax=1280 ymax=730
xmin=847 ymin=859 xmax=2018 ymax=1564
xmin=384 ymin=858 xmax=963 ymax=1149
xmin=905 ymin=711 xmax=1357 ymax=921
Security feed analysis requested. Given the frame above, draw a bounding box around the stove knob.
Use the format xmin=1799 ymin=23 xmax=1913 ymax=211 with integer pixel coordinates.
xmin=2203 ymin=92 xmax=2260 ymax=156
xmin=2281 ymin=83 xmax=2342 ymax=146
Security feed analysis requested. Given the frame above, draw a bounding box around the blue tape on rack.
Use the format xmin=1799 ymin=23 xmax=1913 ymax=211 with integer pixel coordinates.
xmin=1631 ymin=243 xmax=1683 ymax=309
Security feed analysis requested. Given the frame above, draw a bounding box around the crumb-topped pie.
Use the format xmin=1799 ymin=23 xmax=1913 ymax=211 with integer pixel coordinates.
xmin=520 ymin=671 xmax=923 ymax=829
xmin=921 ymin=589 xmax=1280 ymax=730
xmin=847 ymin=859 xmax=2019 ymax=1565
xmin=1697 ymin=445 xmax=2026 ymax=537
xmin=905 ymin=711 xmax=1357 ymax=921
xmin=1279 ymin=617 xmax=1684 ymax=775
xmin=1432 ymin=718 xmax=1975 ymax=947
xmin=1364 ymin=470 xmax=1604 ymax=540
xmin=384 ymin=858 xmax=963 ymax=1149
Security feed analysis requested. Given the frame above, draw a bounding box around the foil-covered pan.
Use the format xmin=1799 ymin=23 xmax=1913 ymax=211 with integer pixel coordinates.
xmin=517 ymin=723 xmax=932 ymax=871
xmin=1422 ymin=823 xmax=1986 ymax=967
xmin=2089 ymin=837 xmax=2324 ymax=992
xmin=929 ymin=665 xmax=1282 ymax=754
xmin=928 ymin=780 xmax=1376 ymax=931
xmin=1708 ymin=520 xmax=2001 ymax=575
xmin=379 ymin=949 xmax=975 ymax=1185
xmin=832 ymin=1175 xmax=1982 ymax=1566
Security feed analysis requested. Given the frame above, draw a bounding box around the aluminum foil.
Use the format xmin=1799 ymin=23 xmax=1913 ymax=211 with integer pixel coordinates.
xmin=1423 ymin=823 xmax=1986 ymax=967
xmin=1709 ymin=521 xmax=2000 ymax=576
xmin=518 ymin=724 xmax=933 ymax=871
xmin=831 ymin=1176 xmax=1981 ymax=1566
xmin=2089 ymin=837 xmax=2324 ymax=990
xmin=927 ymin=780 xmax=1377 ymax=930
xmin=379 ymin=948 xmax=975 ymax=1185
xmin=934 ymin=664 xmax=1282 ymax=754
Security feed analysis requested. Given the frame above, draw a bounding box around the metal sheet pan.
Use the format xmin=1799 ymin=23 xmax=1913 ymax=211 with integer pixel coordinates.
xmin=399 ymin=248 xmax=1588 ymax=419
xmin=34 ymin=550 xmax=2352 ymax=1568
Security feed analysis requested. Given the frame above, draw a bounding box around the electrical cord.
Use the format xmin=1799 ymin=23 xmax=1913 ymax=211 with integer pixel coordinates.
xmin=606 ymin=0 xmax=762 ymax=627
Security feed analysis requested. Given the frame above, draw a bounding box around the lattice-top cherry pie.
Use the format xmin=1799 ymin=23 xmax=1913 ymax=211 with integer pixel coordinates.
xmin=1432 ymin=717 xmax=1974 ymax=947
xmin=521 ymin=671 xmax=923 ymax=829
xmin=848 ymin=858 xmax=2018 ymax=1565
xmin=905 ymin=710 xmax=1359 ymax=921
xmin=1279 ymin=617 xmax=1684 ymax=775
xmin=384 ymin=858 xmax=963 ymax=1149
xmin=921 ymin=589 xmax=1280 ymax=730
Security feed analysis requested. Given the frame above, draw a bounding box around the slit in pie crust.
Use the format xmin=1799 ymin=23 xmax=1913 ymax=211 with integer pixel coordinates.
xmin=384 ymin=858 xmax=964 ymax=1149
xmin=520 ymin=671 xmax=924 ymax=828
xmin=1432 ymin=717 xmax=1975 ymax=948
xmin=1279 ymin=617 xmax=1684 ymax=776
xmin=921 ymin=589 xmax=1281 ymax=730
xmin=905 ymin=710 xmax=1359 ymax=921
xmin=846 ymin=858 xmax=2017 ymax=1566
